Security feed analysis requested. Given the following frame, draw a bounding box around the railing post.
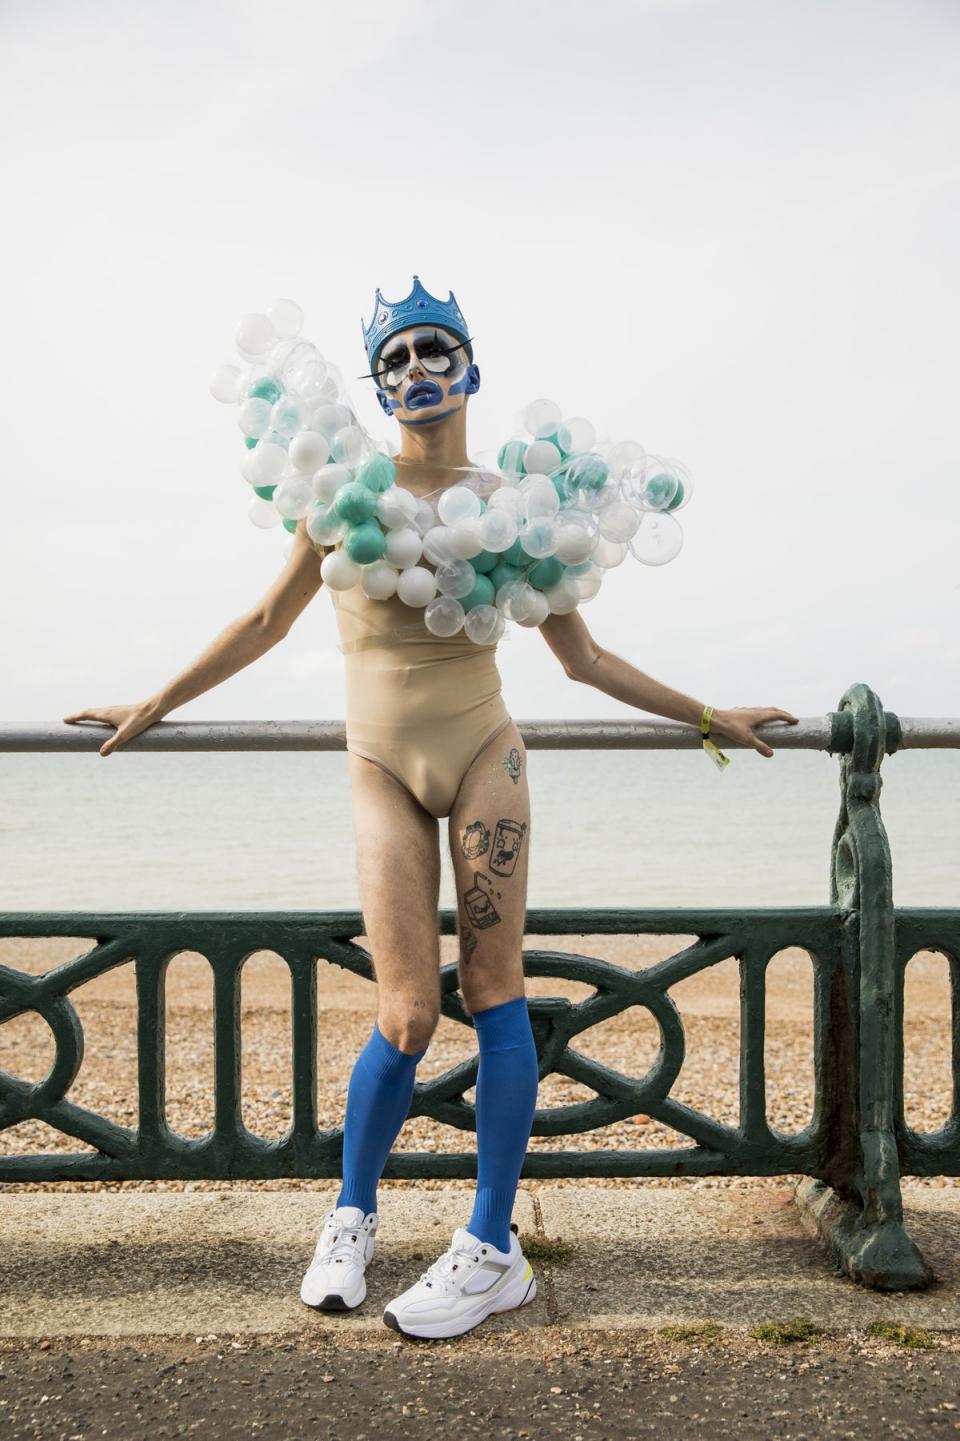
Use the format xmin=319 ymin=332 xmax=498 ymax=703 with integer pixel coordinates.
xmin=795 ymin=683 xmax=934 ymax=1290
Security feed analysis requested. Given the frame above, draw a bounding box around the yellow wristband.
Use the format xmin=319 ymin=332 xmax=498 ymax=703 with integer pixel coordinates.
xmin=699 ymin=703 xmax=731 ymax=770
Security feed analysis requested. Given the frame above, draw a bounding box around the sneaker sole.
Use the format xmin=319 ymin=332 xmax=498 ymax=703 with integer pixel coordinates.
xmin=383 ymin=1271 xmax=537 ymax=1340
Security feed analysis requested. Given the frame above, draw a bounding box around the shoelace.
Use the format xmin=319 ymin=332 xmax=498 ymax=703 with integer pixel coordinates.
xmin=315 ymin=1217 xmax=368 ymax=1267
xmin=421 ymin=1243 xmax=486 ymax=1293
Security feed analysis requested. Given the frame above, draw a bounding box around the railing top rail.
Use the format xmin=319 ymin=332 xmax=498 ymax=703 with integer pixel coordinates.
xmin=1 ymin=716 xmax=958 ymax=753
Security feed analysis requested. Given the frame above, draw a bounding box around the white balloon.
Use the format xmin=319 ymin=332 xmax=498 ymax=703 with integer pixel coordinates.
xmin=446 ymin=517 xmax=485 ymax=559
xmin=248 ymin=496 xmax=281 ymax=529
xmin=437 ymin=484 xmax=482 ymax=525
xmin=235 ymin=312 xmax=277 ymax=357
xmin=422 ymin=525 xmax=456 ymax=565
xmin=210 ymin=364 xmax=242 ymax=403
xmin=598 ymin=500 xmax=641 ymax=542
xmin=267 ymin=297 xmax=304 ymax=339
xmin=514 ymin=590 xmax=551 ymax=627
xmin=480 ymin=509 xmax=518 ymax=553
xmin=240 ymin=449 xmax=262 ymax=486
xmin=435 ymin=560 xmax=477 ymax=599
xmin=288 ymin=431 xmax=329 ymax=473
xmin=238 ymin=397 xmax=272 ymax=438
xmin=320 ymin=550 xmax=362 ymax=590
xmin=553 ymin=521 xmax=597 ymax=564
xmin=384 ymin=527 xmax=423 ymax=568
xmin=464 ymin=605 xmax=505 ymax=644
xmin=273 ymin=474 xmax=314 ymax=519
xmin=424 ymin=595 xmax=465 ymax=637
xmin=397 ymin=565 xmax=438 ymax=607
xmin=522 ymin=398 xmax=562 ymax=435
xmin=519 ymin=517 xmax=558 ymax=558
xmin=376 ymin=485 xmax=420 ymax=529
xmin=524 ymin=439 xmax=562 ymax=475
xmin=313 ymin=463 xmax=353 ymax=503
xmin=251 ymin=442 xmax=288 ymax=484
xmin=361 ymin=560 xmax=400 ymax=599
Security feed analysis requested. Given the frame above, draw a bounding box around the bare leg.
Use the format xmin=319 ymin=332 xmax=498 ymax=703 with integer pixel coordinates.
xmin=448 ymin=719 xmax=531 ymax=1014
xmin=347 ymin=751 xmax=443 ymax=1051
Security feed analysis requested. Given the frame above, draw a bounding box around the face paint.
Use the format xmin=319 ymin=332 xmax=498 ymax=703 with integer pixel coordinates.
xmin=376 ymin=326 xmax=469 ymax=392
xmin=373 ymin=324 xmax=478 ymax=426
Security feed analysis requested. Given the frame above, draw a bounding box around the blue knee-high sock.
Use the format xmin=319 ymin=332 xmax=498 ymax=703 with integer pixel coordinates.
xmin=336 ymin=1023 xmax=427 ymax=1216
xmin=466 ymin=996 xmax=539 ymax=1252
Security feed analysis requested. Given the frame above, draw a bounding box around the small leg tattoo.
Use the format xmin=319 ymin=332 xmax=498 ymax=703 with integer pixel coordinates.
xmin=489 ymin=818 xmax=528 ymax=877
xmin=503 ymin=747 xmax=522 ymax=784
xmin=460 ymin=819 xmax=490 ymax=860
xmin=460 ymin=924 xmax=478 ymax=965
xmin=463 ymin=872 xmax=502 ymax=929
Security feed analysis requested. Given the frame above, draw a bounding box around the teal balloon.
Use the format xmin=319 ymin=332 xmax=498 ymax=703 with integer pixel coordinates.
xmin=489 ymin=561 xmax=522 ymax=592
xmin=567 ymin=453 xmax=609 ymax=492
xmin=528 ymin=556 xmax=564 ymax=590
xmin=564 ymin=560 xmax=593 ymax=576
xmin=244 ymin=436 xmax=259 ymax=450
xmin=343 ymin=521 xmax=387 ymax=564
xmin=498 ymin=439 xmax=528 ymax=475
xmin=334 ymin=481 xmax=377 ymax=525
xmin=645 ymin=472 xmax=676 ymax=508
xmin=501 ymin=537 xmax=527 ymax=566
xmin=282 ymin=517 xmax=298 ymax=534
xmin=666 ymin=479 xmax=685 ymax=511
xmin=253 ymin=484 xmax=277 ymax=500
xmin=471 ymin=548 xmax=499 ymax=574
xmin=461 ymin=574 xmax=496 ymax=611
xmin=249 ymin=377 xmax=283 ymax=405
xmin=357 ymin=452 xmax=396 ymax=493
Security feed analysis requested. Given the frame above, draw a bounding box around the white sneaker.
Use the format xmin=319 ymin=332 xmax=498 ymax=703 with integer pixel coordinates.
xmin=382 ymin=1221 xmax=536 ymax=1339
xmin=300 ymin=1204 xmax=378 ymax=1311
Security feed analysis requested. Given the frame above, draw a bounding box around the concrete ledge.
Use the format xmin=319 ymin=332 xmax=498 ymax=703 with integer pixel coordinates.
xmin=1 ymin=1181 xmax=959 ymax=1339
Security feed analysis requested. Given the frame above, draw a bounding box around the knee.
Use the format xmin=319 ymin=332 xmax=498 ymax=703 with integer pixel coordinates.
xmin=377 ymin=998 xmax=440 ymax=1055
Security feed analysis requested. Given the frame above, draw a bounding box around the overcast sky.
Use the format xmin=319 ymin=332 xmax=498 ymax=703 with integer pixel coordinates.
xmin=3 ymin=0 xmax=959 ymax=726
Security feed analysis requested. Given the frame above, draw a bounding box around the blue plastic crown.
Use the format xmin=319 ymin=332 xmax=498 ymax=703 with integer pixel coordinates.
xmin=361 ymin=274 xmax=472 ymax=372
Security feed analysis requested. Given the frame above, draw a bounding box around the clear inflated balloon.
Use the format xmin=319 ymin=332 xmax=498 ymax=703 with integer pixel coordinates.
xmin=267 ymin=297 xmax=304 ymax=339
xmin=238 ymin=397 xmax=272 ymax=438
xmin=332 ymin=425 xmax=367 ymax=465
xmin=424 ymin=595 xmax=465 ymax=636
xmin=250 ymin=441 xmax=288 ymax=484
xmin=235 ymin=312 xmax=277 ymax=357
xmin=480 ymin=509 xmax=518 ymax=553
xmin=438 ymin=484 xmax=482 ymax=525
xmin=435 ymin=559 xmax=477 ymax=599
xmin=210 ymin=364 xmax=243 ymax=403
xmin=464 ymin=605 xmax=505 ymax=644
xmin=313 ymin=463 xmax=353 ymax=503
xmin=523 ymin=398 xmax=562 ymax=435
xmin=630 ymin=510 xmax=684 ymax=565
xmin=519 ymin=517 xmax=558 ymax=559
xmin=306 ymin=501 xmax=345 ymax=545
xmin=513 ymin=590 xmax=551 ymax=627
xmin=273 ymin=474 xmax=314 ymax=519
xmin=521 ymin=474 xmax=560 ymax=519
xmin=248 ymin=496 xmax=282 ymax=528
xmin=597 ymin=501 xmax=641 ymax=543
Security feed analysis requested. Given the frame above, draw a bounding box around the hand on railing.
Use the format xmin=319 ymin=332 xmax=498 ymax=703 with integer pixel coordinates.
xmin=708 ymin=707 xmax=799 ymax=759
xmin=62 ymin=701 xmax=166 ymax=757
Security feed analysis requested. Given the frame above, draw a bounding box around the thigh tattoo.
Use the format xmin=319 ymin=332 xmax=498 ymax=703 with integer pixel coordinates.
xmin=503 ymin=746 xmax=522 ymax=784
xmin=462 ymin=871 xmax=502 ymax=929
xmin=489 ymin=818 xmax=527 ymax=877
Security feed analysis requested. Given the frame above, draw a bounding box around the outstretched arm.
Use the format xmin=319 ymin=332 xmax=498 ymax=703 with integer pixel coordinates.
xmin=537 ymin=610 xmax=798 ymax=759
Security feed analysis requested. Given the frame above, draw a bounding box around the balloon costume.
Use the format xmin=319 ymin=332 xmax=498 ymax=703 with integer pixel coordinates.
xmin=209 ymin=280 xmax=694 ymax=649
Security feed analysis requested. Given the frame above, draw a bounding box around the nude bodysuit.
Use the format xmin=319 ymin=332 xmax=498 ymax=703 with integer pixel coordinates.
xmin=321 ymin=473 xmax=512 ymax=819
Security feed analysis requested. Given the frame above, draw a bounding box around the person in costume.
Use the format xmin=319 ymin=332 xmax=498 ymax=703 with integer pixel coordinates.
xmin=63 ymin=277 xmax=798 ymax=1342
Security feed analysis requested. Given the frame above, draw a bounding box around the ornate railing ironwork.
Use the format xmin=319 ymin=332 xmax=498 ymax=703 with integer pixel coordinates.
xmin=1 ymin=683 xmax=958 ymax=1293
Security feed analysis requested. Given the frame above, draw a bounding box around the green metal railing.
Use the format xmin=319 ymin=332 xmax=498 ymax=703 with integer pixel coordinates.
xmin=1 ymin=682 xmax=958 ymax=1293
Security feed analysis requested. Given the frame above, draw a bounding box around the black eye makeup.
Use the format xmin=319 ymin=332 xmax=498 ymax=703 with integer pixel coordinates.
xmin=375 ymin=329 xmax=468 ymax=390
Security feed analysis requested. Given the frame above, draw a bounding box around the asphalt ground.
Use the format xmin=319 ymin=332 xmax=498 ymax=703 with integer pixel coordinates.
xmin=3 ymin=1331 xmax=960 ymax=1440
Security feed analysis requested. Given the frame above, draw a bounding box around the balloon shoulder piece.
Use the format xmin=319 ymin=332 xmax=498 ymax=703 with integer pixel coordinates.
xmin=210 ymin=299 xmax=694 ymax=644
